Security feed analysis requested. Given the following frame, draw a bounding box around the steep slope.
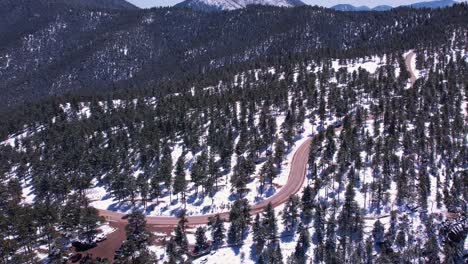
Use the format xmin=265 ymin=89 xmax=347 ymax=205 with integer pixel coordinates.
xmin=1 ymin=35 xmax=466 ymax=262
xmin=46 ymin=0 xmax=138 ymax=9
xmin=0 ymin=3 xmax=466 ymax=109
xmin=175 ymin=0 xmax=305 ymax=11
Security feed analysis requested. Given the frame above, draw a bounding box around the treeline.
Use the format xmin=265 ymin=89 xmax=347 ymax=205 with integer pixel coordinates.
xmin=1 ymin=1 xmax=467 ymax=107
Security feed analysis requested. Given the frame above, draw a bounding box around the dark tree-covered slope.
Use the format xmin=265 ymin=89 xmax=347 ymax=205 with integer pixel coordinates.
xmin=52 ymin=0 xmax=139 ymax=10
xmin=0 ymin=2 xmax=467 ymax=109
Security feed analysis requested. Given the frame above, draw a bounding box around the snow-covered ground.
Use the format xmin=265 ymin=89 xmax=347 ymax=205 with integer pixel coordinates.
xmin=87 ymin=115 xmax=317 ymax=217
xmin=16 ymin=51 xmax=407 ymax=220
xmin=332 ymin=56 xmax=385 ymax=74
xmin=151 ymin=48 xmax=466 ymax=263
xmin=7 ymin=46 xmax=465 ymax=263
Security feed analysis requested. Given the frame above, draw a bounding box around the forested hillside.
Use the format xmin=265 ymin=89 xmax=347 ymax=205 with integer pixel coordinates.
xmin=0 ymin=12 xmax=466 ymax=261
xmin=0 ymin=1 xmax=467 ymax=108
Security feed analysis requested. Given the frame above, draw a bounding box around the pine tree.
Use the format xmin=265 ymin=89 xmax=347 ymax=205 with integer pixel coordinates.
xmin=364 ymin=237 xmax=373 ymax=264
xmin=136 ymin=172 xmax=149 ymax=208
xmin=301 ymin=185 xmax=314 ymax=222
xmin=252 ymin=214 xmax=266 ymax=254
xmin=258 ymin=254 xmax=265 ymax=264
xmin=173 ymin=155 xmax=187 ymax=205
xmin=313 ymin=203 xmax=325 ymax=263
xmin=292 ymin=223 xmax=311 ymax=264
xmin=208 ymin=214 xmax=225 ymax=248
xmin=262 ymin=243 xmax=284 ymax=264
xmin=424 ymin=217 xmax=441 ymax=264
xmin=297 ymin=223 xmax=311 ymax=249
xmin=313 ymin=203 xmax=325 ymax=245
xmin=395 ymin=230 xmax=406 ymax=249
xmin=324 ymin=213 xmax=337 ymax=264
xmin=49 ymin=237 xmax=67 ymax=264
xmin=150 ymin=166 xmax=161 ymax=202
xmin=165 ymin=238 xmax=178 ymax=264
xmin=259 ymin=157 xmax=276 ymax=195
xmin=228 ymin=199 xmax=251 ymax=244
xmin=274 ymin=244 xmax=284 ymax=264
xmin=194 ymin=226 xmax=208 ymax=254
xmin=174 ymin=214 xmax=188 ymax=252
xmin=191 ymin=150 xmax=208 ymax=194
xmin=262 ymin=203 xmax=278 ymax=243
xmin=206 ymin=151 xmax=220 ymax=198
xmin=114 ymin=210 xmax=156 ymax=263
xmin=158 ymin=144 xmax=173 ymax=190
xmin=274 ymin=139 xmax=286 ymax=166
xmin=372 ymin=220 xmax=385 ymax=244
xmin=282 ymin=195 xmax=300 ymax=231
xmin=80 ymin=206 xmax=100 ymax=244
xmin=61 ymin=194 xmax=82 ymax=233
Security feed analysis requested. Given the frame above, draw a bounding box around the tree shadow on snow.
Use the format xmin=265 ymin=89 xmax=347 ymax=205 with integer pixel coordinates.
xmin=160 ymin=205 xmax=169 ymax=212
xmin=193 ymin=197 xmax=204 ymax=206
xmin=264 ymin=185 xmax=276 ymax=198
xmin=170 ymin=207 xmax=184 ymax=216
xmin=201 ymin=205 xmax=212 ymax=214
xmin=229 ymin=244 xmax=241 ymax=255
xmin=254 ymin=185 xmax=276 ymax=203
xmin=107 ymin=201 xmax=133 ymax=212
xmin=228 ymin=193 xmax=238 ymax=202
xmin=280 ymin=228 xmax=295 ymax=243
xmin=186 ymin=193 xmax=198 ymax=204
xmin=102 ymin=193 xmax=112 ymax=200
xmin=145 ymin=203 xmax=157 ymax=214
xmin=170 ymin=198 xmax=179 ymax=206
xmin=249 ymin=244 xmax=260 ymax=262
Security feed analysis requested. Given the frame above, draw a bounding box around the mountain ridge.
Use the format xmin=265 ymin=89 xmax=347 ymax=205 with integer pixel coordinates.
xmin=331 ymin=0 xmax=459 ymax=11
xmin=175 ymin=0 xmax=305 ymax=11
xmin=0 ymin=2 xmax=466 ymax=109
xmin=40 ymin=0 xmax=139 ymax=10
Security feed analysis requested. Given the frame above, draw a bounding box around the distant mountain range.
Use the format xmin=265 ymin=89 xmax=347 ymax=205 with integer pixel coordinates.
xmin=406 ymin=0 xmax=459 ymax=8
xmin=331 ymin=4 xmax=392 ymax=11
xmin=175 ymin=0 xmax=305 ymax=11
xmin=331 ymin=0 xmax=459 ymax=12
xmin=44 ymin=0 xmax=138 ymax=9
xmin=173 ymin=0 xmax=461 ymax=12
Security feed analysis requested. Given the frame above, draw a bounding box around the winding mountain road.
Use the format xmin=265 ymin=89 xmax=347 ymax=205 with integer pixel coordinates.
xmin=98 ymin=50 xmax=418 ymax=227
xmin=83 ymin=138 xmax=311 ymax=261
xmin=87 ymin=51 xmax=418 ymax=261
xmin=98 ymin=137 xmax=312 ymax=227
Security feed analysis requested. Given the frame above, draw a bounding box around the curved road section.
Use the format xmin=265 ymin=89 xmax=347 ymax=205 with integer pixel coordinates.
xmin=99 ymin=137 xmax=312 ymax=227
xmin=90 ymin=51 xmax=417 ymax=259
xmin=405 ymin=50 xmax=417 ymax=86
xmin=99 ymin=50 xmax=416 ymax=227
xmin=98 ymin=51 xmax=417 ymax=228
